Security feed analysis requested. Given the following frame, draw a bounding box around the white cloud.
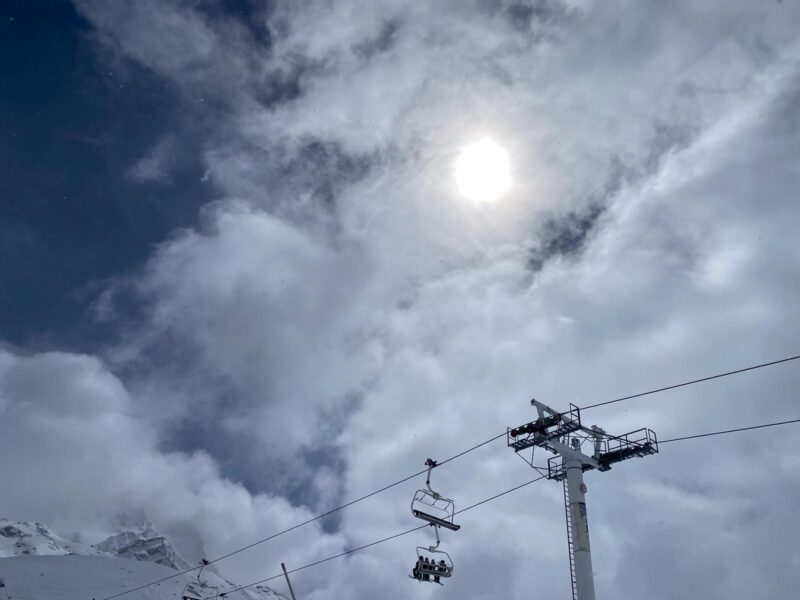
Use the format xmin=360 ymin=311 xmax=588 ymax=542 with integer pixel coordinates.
xmin=0 ymin=348 xmax=347 ymax=583
xmin=5 ymin=0 xmax=799 ymax=598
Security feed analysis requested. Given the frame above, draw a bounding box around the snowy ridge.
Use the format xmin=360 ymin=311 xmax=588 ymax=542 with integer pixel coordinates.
xmin=0 ymin=519 xmax=286 ymax=599
xmin=0 ymin=518 xmax=188 ymax=569
xmin=0 ymin=555 xmax=287 ymax=600
xmin=0 ymin=518 xmax=97 ymax=558
xmin=96 ymin=526 xmax=190 ymax=571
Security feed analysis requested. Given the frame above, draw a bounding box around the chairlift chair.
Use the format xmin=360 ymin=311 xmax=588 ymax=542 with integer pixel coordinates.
xmin=409 ymin=458 xmax=459 ymax=585
xmin=409 ymin=526 xmax=454 ymax=585
xmin=182 ymin=559 xmax=219 ymax=600
xmin=181 ymin=580 xmax=219 ymax=600
xmin=411 ymin=459 xmax=461 ymax=531
xmin=181 ymin=582 xmax=203 ymax=600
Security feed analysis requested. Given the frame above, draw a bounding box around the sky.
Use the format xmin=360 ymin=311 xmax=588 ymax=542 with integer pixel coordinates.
xmin=1 ymin=1 xmax=799 ymax=598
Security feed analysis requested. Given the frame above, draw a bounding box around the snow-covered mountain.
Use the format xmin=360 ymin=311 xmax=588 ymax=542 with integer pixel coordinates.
xmin=96 ymin=526 xmax=190 ymax=571
xmin=0 ymin=518 xmax=98 ymax=558
xmin=0 ymin=517 xmax=188 ymax=568
xmin=0 ymin=518 xmax=287 ymax=600
xmin=0 ymin=555 xmax=286 ymax=600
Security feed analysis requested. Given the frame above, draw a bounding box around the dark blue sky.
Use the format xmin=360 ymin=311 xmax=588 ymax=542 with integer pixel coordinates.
xmin=0 ymin=0 xmax=214 ymax=349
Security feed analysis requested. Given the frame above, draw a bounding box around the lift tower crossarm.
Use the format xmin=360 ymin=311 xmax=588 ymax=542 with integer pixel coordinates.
xmin=543 ymin=438 xmax=600 ymax=471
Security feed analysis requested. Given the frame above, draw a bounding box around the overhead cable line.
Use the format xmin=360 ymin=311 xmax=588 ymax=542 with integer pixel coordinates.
xmin=580 ymin=354 xmax=800 ymax=410
xmin=101 ymin=431 xmax=507 ymax=600
xmin=659 ymin=417 xmax=800 ymax=443
xmin=222 ymin=415 xmax=800 ymax=597
xmin=103 ymin=353 xmax=799 ymax=599
xmin=221 ymin=476 xmax=548 ymax=596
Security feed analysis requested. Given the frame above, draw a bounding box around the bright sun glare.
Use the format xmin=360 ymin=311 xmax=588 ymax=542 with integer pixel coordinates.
xmin=454 ymin=138 xmax=511 ymax=203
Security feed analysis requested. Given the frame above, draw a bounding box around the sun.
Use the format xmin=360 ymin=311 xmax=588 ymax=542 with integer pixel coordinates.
xmin=454 ymin=138 xmax=511 ymax=203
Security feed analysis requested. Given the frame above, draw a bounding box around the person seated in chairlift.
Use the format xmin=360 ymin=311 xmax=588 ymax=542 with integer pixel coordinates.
xmin=412 ymin=556 xmax=422 ymax=580
xmin=422 ymin=557 xmax=431 ymax=581
xmin=433 ymin=561 xmax=441 ymax=584
xmin=439 ymin=559 xmax=447 ymax=574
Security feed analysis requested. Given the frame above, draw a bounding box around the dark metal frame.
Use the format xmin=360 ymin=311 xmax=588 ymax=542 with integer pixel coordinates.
xmin=507 ymin=404 xmax=582 ymax=452
xmin=595 ymin=428 xmax=658 ymax=470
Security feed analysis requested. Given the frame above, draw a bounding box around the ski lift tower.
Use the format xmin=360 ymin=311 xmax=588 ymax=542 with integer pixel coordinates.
xmin=508 ymin=399 xmax=658 ymax=600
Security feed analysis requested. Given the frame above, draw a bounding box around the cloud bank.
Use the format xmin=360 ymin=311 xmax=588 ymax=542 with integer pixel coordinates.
xmin=1 ymin=1 xmax=799 ymax=598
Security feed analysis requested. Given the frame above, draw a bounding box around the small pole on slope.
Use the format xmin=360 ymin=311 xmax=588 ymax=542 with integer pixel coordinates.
xmin=281 ymin=562 xmax=298 ymax=600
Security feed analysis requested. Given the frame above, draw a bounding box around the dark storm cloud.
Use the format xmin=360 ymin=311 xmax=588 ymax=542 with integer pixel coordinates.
xmin=290 ymin=140 xmax=375 ymax=210
xmin=251 ymin=64 xmax=307 ymax=106
xmin=504 ymin=0 xmax=566 ymax=30
xmin=194 ymin=0 xmax=273 ymax=49
xmin=527 ymin=203 xmax=604 ymax=272
xmin=353 ymin=18 xmax=402 ymax=59
xmin=525 ymin=115 xmax=698 ymax=274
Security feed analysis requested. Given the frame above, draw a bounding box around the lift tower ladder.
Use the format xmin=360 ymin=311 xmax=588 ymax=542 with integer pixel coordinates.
xmin=563 ymin=478 xmax=578 ymax=600
xmin=508 ymin=399 xmax=658 ymax=600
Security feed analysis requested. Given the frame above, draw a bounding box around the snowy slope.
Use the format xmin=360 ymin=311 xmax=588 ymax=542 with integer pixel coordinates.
xmin=0 ymin=519 xmax=286 ymax=600
xmin=0 ymin=519 xmax=98 ymax=558
xmin=0 ymin=555 xmax=287 ymax=600
xmin=0 ymin=517 xmax=188 ymax=570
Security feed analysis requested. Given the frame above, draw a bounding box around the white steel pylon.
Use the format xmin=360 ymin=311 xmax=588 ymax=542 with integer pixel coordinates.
xmin=508 ymin=399 xmax=658 ymax=600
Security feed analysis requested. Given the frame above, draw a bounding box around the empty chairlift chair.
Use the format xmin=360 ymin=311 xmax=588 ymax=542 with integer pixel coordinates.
xmin=411 ymin=459 xmax=461 ymax=532
xmin=182 ymin=559 xmax=219 ymax=600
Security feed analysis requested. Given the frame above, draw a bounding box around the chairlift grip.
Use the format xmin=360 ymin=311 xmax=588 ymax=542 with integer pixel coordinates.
xmin=424 ymin=458 xmax=440 ymax=497
xmin=198 ymin=559 xmax=208 ymax=583
xmin=428 ymin=523 xmax=441 ymax=551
